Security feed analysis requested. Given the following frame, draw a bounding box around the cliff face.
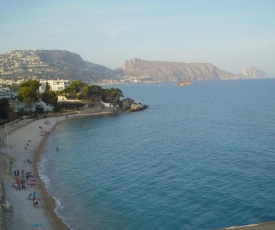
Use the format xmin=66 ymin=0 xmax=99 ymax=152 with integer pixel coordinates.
xmin=241 ymin=66 xmax=268 ymax=78
xmin=120 ymin=58 xmax=238 ymax=82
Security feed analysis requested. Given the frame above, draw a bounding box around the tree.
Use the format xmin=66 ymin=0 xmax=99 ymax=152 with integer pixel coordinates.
xmin=17 ymin=80 xmax=40 ymax=114
xmin=103 ymin=88 xmax=124 ymax=103
xmin=41 ymin=82 xmax=58 ymax=107
xmin=7 ymin=104 xmax=17 ymax=121
xmin=45 ymin=82 xmax=51 ymax=92
xmin=35 ymin=105 xmax=44 ymax=114
xmin=17 ymin=108 xmax=26 ymax=116
xmin=41 ymin=90 xmax=58 ymax=106
xmin=63 ymin=80 xmax=88 ymax=99
xmin=59 ymin=80 xmax=124 ymax=104
xmin=88 ymin=85 xmax=104 ymax=99
xmin=40 ymin=81 xmax=58 ymax=106
xmin=78 ymin=84 xmax=103 ymax=100
xmin=0 ymin=98 xmax=10 ymax=119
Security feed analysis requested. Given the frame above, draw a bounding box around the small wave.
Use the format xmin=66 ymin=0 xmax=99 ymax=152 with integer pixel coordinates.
xmin=53 ymin=196 xmax=73 ymax=230
xmin=53 ymin=196 xmax=63 ymax=210
xmin=38 ymin=156 xmax=52 ymax=188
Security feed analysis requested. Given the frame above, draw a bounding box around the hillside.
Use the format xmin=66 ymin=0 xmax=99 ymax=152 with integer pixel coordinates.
xmin=0 ymin=50 xmax=115 ymax=84
xmin=118 ymin=58 xmax=239 ymax=82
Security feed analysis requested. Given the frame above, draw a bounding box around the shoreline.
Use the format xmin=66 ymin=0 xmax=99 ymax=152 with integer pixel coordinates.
xmin=0 ymin=112 xmax=114 ymax=230
xmin=0 ymin=116 xmax=70 ymax=230
xmin=33 ymin=116 xmax=70 ymax=230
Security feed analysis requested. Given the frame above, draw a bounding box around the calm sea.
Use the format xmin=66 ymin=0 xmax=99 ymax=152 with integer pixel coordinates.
xmin=39 ymin=79 xmax=275 ymax=230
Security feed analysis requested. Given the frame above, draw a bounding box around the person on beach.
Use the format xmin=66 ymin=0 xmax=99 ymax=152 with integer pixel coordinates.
xmin=26 ymin=173 xmax=30 ymax=182
xmin=32 ymin=191 xmax=36 ymax=200
xmin=15 ymin=178 xmax=20 ymax=190
xmin=14 ymin=170 xmax=17 ymax=178
xmin=21 ymin=169 xmax=25 ymax=178
xmin=13 ymin=182 xmax=18 ymax=190
xmin=28 ymin=193 xmax=32 ymax=200
xmin=21 ymin=178 xmax=26 ymax=190
xmin=33 ymin=200 xmax=39 ymax=208
xmin=56 ymin=146 xmax=58 ymax=152
xmin=17 ymin=169 xmax=19 ymax=177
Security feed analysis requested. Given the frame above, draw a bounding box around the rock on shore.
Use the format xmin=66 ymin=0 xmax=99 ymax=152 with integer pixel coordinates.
xmin=120 ymin=98 xmax=148 ymax=112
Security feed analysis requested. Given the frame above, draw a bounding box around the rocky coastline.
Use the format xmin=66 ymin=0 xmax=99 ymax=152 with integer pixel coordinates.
xmin=120 ymin=98 xmax=148 ymax=112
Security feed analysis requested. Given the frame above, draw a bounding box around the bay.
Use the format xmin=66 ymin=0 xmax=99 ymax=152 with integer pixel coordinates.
xmin=39 ymin=79 xmax=275 ymax=230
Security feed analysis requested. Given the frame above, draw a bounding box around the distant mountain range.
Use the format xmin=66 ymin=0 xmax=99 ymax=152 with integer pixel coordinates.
xmin=0 ymin=50 xmax=268 ymax=84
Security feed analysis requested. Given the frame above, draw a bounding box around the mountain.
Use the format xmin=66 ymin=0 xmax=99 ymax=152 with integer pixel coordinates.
xmin=117 ymin=58 xmax=239 ymax=82
xmin=0 ymin=50 xmax=268 ymax=84
xmin=0 ymin=50 xmax=115 ymax=84
xmin=240 ymin=66 xmax=268 ymax=78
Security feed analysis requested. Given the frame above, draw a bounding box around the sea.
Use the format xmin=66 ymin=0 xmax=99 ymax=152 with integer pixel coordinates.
xmin=38 ymin=79 xmax=275 ymax=230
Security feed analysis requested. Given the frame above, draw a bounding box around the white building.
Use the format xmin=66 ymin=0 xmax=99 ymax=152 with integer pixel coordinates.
xmin=39 ymin=80 xmax=70 ymax=93
xmin=0 ymin=85 xmax=16 ymax=99
xmin=9 ymin=100 xmax=53 ymax=112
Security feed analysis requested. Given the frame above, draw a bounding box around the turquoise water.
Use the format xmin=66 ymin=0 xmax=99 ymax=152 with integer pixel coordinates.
xmin=39 ymin=80 xmax=275 ymax=230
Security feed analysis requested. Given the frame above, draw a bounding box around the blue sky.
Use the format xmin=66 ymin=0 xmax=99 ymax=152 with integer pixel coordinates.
xmin=1 ymin=0 xmax=275 ymax=75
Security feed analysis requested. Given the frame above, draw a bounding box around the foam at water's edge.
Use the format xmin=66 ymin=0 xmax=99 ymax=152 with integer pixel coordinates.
xmin=52 ymin=196 xmax=73 ymax=230
xmin=38 ymin=143 xmax=72 ymax=229
xmin=38 ymin=155 xmax=52 ymax=188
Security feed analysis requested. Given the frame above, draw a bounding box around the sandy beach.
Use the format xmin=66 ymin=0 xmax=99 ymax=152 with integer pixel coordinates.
xmin=0 ymin=115 xmax=71 ymax=230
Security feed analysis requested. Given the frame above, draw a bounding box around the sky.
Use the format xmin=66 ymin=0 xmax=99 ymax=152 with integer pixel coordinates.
xmin=0 ymin=0 xmax=275 ymax=75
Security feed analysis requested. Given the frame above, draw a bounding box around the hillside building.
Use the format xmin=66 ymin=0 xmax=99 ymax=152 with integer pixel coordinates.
xmin=0 ymin=85 xmax=16 ymax=99
xmin=39 ymin=80 xmax=70 ymax=93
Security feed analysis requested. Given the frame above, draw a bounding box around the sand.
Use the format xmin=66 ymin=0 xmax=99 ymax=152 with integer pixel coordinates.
xmin=0 ymin=115 xmax=72 ymax=230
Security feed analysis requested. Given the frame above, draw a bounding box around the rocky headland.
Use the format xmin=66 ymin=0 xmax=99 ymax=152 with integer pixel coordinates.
xmin=119 ymin=58 xmax=239 ymax=82
xmin=240 ymin=66 xmax=268 ymax=78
